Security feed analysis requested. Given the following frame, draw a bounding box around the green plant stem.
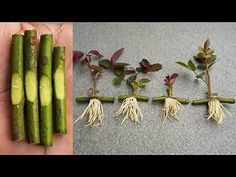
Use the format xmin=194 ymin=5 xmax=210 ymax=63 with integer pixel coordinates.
xmin=218 ymin=97 xmax=235 ymax=104
xmin=53 ymin=46 xmax=67 ymax=134
xmin=205 ymin=59 xmax=212 ymax=97
xmin=166 ymin=86 xmax=173 ymax=97
xmin=192 ymin=99 xmax=209 ymax=105
xmin=152 ymin=96 xmax=189 ymax=104
xmin=39 ymin=34 xmax=53 ymax=146
xmin=118 ymin=95 xmax=149 ymax=102
xmin=11 ymin=34 xmax=25 ymax=141
xmin=76 ymin=96 xmax=115 ymax=103
xmin=192 ymin=97 xmax=235 ymax=105
xmin=24 ymin=30 xmax=40 ymax=144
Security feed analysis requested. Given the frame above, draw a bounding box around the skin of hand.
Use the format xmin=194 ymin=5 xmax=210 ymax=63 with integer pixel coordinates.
xmin=0 ymin=22 xmax=73 ymax=155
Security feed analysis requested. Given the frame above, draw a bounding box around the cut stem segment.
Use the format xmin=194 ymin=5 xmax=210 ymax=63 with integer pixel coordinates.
xmin=118 ymin=95 xmax=149 ymax=102
xmin=11 ymin=34 xmax=25 ymax=141
xmin=192 ymin=97 xmax=235 ymax=105
xmin=152 ymin=96 xmax=189 ymax=104
xmin=24 ymin=30 xmax=40 ymax=144
xmin=53 ymin=46 xmax=67 ymax=134
xmin=39 ymin=34 xmax=53 ymax=146
xmin=76 ymin=96 xmax=115 ymax=103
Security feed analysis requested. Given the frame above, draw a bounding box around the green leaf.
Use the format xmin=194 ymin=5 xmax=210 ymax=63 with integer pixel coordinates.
xmin=187 ymin=59 xmax=196 ymax=71
xmin=99 ymin=59 xmax=111 ymax=69
xmin=114 ymin=68 xmax=125 ymax=77
xmin=138 ymin=78 xmax=150 ymax=84
xmin=112 ymin=76 xmax=123 ymax=85
xmin=195 ymin=72 xmax=205 ymax=79
xmin=176 ymin=61 xmax=189 ymax=70
xmin=127 ymin=75 xmax=137 ymax=84
xmin=176 ymin=61 xmax=189 ymax=69
xmin=138 ymin=83 xmax=146 ymax=88
xmin=112 ymin=62 xmax=129 ymax=68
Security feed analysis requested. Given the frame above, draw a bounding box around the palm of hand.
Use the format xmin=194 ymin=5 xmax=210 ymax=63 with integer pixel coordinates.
xmin=0 ymin=22 xmax=73 ymax=155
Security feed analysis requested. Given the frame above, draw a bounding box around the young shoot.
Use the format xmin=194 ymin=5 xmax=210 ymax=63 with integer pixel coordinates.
xmin=73 ymin=50 xmax=115 ymax=127
xmin=176 ymin=38 xmax=235 ymax=125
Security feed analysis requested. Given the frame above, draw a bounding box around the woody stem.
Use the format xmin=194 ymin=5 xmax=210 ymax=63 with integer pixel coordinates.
xmin=88 ymin=64 xmax=97 ymax=98
xmin=205 ymin=59 xmax=212 ymax=98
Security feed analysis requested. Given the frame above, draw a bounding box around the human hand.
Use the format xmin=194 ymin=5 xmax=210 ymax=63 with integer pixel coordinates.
xmin=0 ymin=22 xmax=73 ymax=155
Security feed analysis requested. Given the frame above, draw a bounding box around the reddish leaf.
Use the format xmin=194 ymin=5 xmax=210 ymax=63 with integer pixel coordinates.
xmin=88 ymin=50 xmax=103 ymax=59
xmin=164 ymin=73 xmax=178 ymax=86
xmin=73 ymin=51 xmax=84 ymax=63
xmin=136 ymin=59 xmax=162 ymax=73
xmin=110 ymin=48 xmax=125 ymax=63
xmin=139 ymin=59 xmax=151 ymax=68
xmin=125 ymin=67 xmax=136 ymax=74
xmin=136 ymin=67 xmax=147 ymax=73
xmin=149 ymin=63 xmax=162 ymax=72
xmin=81 ymin=58 xmax=90 ymax=65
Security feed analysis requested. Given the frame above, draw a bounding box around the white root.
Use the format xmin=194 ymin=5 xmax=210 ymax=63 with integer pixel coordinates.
xmin=114 ymin=97 xmax=143 ymax=124
xmin=74 ymin=98 xmax=103 ymax=127
xmin=162 ymin=97 xmax=183 ymax=125
xmin=207 ymin=98 xmax=230 ymax=125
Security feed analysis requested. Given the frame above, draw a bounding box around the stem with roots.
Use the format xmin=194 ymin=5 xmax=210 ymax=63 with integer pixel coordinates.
xmin=74 ymin=98 xmax=103 ymax=127
xmin=114 ymin=96 xmax=143 ymax=124
xmin=192 ymin=52 xmax=234 ymax=124
xmin=207 ymin=98 xmax=231 ymax=125
xmin=162 ymin=97 xmax=183 ymax=125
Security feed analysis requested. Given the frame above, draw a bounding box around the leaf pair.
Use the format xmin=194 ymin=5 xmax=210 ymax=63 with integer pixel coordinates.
xmin=99 ymin=48 xmax=129 ymax=69
xmin=73 ymin=50 xmax=103 ymax=64
xmin=73 ymin=50 xmax=104 ymax=80
xmin=164 ymin=73 xmax=178 ymax=87
xmin=126 ymin=74 xmax=150 ymax=93
xmin=176 ymin=60 xmax=206 ymax=80
xmin=194 ymin=38 xmax=217 ymax=64
xmin=176 ymin=59 xmax=196 ymax=72
xmin=136 ymin=59 xmax=162 ymax=73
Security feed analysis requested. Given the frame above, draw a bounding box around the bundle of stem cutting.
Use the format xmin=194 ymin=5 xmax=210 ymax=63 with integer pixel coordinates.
xmin=111 ymin=58 xmax=162 ymax=124
xmin=152 ymin=73 xmax=189 ymax=125
xmin=73 ymin=50 xmax=115 ymax=127
xmin=10 ymin=30 xmax=68 ymax=147
xmin=177 ymin=38 xmax=235 ymax=125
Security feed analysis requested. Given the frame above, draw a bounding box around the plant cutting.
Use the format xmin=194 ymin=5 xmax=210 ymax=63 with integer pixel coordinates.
xmin=53 ymin=46 xmax=67 ymax=134
xmin=73 ymin=50 xmax=115 ymax=127
xmin=100 ymin=53 xmax=162 ymax=124
xmin=152 ymin=73 xmax=189 ymax=125
xmin=39 ymin=34 xmax=53 ymax=146
xmin=10 ymin=33 xmax=25 ymax=141
xmin=176 ymin=38 xmax=235 ymax=125
xmin=24 ymin=30 xmax=40 ymax=144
